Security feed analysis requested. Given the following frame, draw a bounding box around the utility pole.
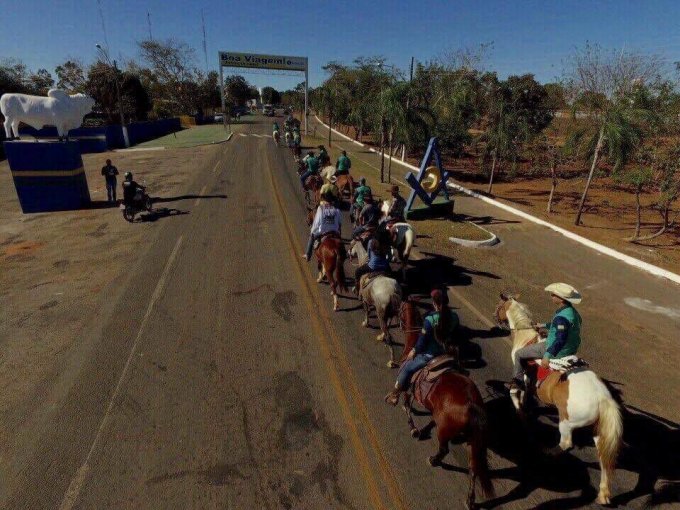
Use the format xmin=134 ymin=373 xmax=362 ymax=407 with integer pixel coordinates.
xmin=402 ymin=56 xmax=414 ymax=161
xmin=147 ymin=11 xmax=153 ymax=40
xmin=96 ymin=44 xmax=129 ymax=148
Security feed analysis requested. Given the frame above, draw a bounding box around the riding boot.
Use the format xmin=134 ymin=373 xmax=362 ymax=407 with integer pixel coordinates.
xmin=384 ymin=389 xmax=402 ymax=406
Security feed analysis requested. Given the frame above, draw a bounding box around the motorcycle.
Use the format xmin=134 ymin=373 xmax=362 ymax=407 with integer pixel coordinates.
xmin=121 ymin=185 xmax=153 ymax=222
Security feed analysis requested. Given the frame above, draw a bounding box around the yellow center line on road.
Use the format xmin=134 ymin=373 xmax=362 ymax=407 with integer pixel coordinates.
xmin=265 ymin=155 xmax=408 ymax=510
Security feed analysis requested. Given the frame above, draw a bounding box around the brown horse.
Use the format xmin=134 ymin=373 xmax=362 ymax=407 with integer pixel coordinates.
xmin=304 ymin=175 xmax=323 ymax=209
xmin=397 ymin=299 xmax=494 ymax=509
xmin=335 ymin=174 xmax=354 ymax=201
xmin=315 ymin=233 xmax=347 ymax=311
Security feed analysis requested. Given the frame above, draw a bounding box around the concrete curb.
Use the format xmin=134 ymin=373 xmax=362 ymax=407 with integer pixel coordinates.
xmin=449 ymin=222 xmax=500 ymax=248
xmin=313 ymin=115 xmax=680 ymax=285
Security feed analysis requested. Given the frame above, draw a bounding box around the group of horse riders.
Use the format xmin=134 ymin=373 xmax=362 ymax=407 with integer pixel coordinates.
xmin=273 ymin=115 xmax=301 ymax=153
xmin=290 ymin=124 xmax=585 ymax=400
xmin=280 ymin=124 xmax=625 ymax=508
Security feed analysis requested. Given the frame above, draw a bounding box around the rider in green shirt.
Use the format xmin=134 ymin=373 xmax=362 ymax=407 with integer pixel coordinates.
xmin=351 ymin=177 xmax=372 ymax=221
xmin=511 ymin=283 xmax=583 ymax=389
xmin=336 ymin=151 xmax=351 ymax=175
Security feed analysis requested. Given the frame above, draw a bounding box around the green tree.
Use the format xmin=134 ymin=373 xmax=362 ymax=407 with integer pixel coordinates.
xmin=138 ymin=38 xmax=202 ymax=115
xmin=86 ymin=62 xmax=151 ymax=122
xmin=223 ymin=75 xmax=255 ymax=107
xmin=564 ymin=43 xmax=662 ymax=225
xmin=55 ymin=60 xmax=86 ymax=92
xmin=261 ymin=86 xmax=281 ymax=105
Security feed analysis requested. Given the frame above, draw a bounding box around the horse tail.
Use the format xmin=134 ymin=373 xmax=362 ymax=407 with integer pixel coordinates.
xmin=596 ymin=396 xmax=623 ymax=473
xmin=468 ymin=402 xmax=494 ymax=499
xmin=335 ymin=246 xmax=347 ymax=292
xmin=403 ymin=227 xmax=415 ymax=259
xmin=389 ymin=286 xmax=402 ymax=319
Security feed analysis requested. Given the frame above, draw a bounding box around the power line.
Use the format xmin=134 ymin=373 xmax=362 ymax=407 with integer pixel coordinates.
xmin=96 ymin=0 xmax=109 ymax=51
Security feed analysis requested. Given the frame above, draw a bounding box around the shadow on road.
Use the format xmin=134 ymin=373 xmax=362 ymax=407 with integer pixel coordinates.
xmin=139 ymin=207 xmax=189 ymax=222
xmin=479 ymin=380 xmax=680 ymax=508
xmin=453 ymin=212 xmax=521 ymax=227
xmin=86 ymin=200 xmax=119 ymax=210
xmin=153 ymin=194 xmax=227 ymax=204
xmin=406 ymin=251 xmax=500 ymax=296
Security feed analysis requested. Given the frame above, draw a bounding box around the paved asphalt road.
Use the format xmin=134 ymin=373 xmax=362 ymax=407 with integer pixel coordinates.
xmin=4 ymin=118 xmax=678 ymax=509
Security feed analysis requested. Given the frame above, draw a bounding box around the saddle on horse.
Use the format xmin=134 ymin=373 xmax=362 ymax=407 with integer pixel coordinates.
xmin=359 ymin=271 xmax=384 ymax=291
xmin=410 ymin=355 xmax=459 ymax=407
xmin=315 ymin=231 xmax=346 ymax=257
xmin=526 ymin=355 xmax=589 ymax=389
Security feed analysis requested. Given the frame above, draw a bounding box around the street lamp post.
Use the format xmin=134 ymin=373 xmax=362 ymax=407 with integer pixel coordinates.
xmin=96 ymin=44 xmax=130 ymax=148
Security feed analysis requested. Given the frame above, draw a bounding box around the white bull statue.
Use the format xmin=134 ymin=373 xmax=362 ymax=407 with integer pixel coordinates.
xmin=0 ymin=89 xmax=95 ymax=140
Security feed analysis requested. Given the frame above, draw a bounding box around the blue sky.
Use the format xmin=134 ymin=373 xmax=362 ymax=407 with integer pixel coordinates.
xmin=3 ymin=0 xmax=680 ymax=91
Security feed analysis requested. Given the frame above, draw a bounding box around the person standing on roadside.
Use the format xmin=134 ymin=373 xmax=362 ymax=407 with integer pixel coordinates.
xmin=101 ymin=159 xmax=119 ymax=203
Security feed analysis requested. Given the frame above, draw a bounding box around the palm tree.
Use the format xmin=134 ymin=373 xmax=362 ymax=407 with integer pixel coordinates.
xmin=573 ymin=105 xmax=645 ymax=225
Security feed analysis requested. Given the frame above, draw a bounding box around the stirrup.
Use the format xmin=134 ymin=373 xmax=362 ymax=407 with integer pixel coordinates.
xmin=384 ymin=390 xmax=401 ymax=406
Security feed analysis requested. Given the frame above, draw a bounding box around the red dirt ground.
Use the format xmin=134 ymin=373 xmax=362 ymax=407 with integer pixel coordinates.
xmin=320 ymin=118 xmax=679 ymax=272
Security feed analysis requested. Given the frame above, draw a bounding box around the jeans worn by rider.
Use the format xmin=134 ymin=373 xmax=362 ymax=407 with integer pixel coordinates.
xmin=396 ymin=309 xmax=460 ymax=390
xmin=300 ymin=156 xmax=320 ymax=187
xmin=512 ymin=303 xmax=582 ymax=380
xmin=305 ymin=202 xmax=342 ymax=260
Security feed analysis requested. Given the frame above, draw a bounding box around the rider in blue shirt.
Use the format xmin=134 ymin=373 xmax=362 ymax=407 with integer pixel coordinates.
xmin=352 ymin=238 xmax=390 ymax=296
xmin=385 ymin=289 xmax=460 ymax=405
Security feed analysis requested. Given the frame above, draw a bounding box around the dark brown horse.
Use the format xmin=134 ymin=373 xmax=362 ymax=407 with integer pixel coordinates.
xmin=315 ymin=233 xmax=347 ymax=311
xmin=397 ymin=299 xmax=494 ymax=509
xmin=335 ymin=174 xmax=354 ymax=202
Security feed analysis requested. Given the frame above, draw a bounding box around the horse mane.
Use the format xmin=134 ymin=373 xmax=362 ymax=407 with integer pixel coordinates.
xmin=507 ymin=299 xmax=533 ymax=327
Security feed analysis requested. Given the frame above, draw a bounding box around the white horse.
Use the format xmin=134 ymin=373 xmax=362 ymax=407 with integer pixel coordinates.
xmin=349 ymin=240 xmax=402 ymax=367
xmin=495 ymin=293 xmax=623 ymax=505
xmin=377 ymin=201 xmax=416 ymax=279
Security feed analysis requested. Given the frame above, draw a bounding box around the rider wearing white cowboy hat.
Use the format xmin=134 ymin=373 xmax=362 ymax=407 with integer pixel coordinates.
xmin=511 ymin=283 xmax=583 ymax=390
xmin=319 ymin=175 xmax=340 ymax=203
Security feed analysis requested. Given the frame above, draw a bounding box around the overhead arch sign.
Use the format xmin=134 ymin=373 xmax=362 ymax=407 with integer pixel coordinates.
xmin=219 ymin=52 xmax=307 ymax=72
xmin=218 ymin=50 xmax=309 ymax=133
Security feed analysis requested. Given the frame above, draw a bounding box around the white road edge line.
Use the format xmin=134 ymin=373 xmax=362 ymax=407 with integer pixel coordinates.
xmin=194 ymin=184 xmax=208 ymax=206
xmin=238 ymin=133 xmax=247 ymax=137
xmin=58 ymin=235 xmax=184 ymax=510
xmin=314 ymin=115 xmax=680 ymax=286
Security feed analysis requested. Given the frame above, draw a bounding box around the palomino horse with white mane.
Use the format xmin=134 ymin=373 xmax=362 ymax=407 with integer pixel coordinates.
xmin=349 ymin=240 xmax=402 ymax=367
xmin=495 ymin=292 xmax=623 ymax=505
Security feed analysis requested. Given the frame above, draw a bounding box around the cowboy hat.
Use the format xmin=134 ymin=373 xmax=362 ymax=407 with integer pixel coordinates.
xmin=544 ymin=283 xmax=582 ymax=304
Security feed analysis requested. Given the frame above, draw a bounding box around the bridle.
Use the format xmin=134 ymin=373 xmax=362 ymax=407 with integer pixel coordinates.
xmin=399 ymin=302 xmax=423 ymax=333
xmin=494 ymin=300 xmax=538 ymax=332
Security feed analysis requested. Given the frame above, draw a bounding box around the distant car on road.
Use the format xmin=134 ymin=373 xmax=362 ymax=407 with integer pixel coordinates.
xmin=214 ymin=114 xmax=224 ymax=123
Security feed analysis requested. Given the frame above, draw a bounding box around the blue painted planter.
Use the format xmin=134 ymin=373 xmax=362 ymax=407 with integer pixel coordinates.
xmin=4 ymin=141 xmax=91 ymax=213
